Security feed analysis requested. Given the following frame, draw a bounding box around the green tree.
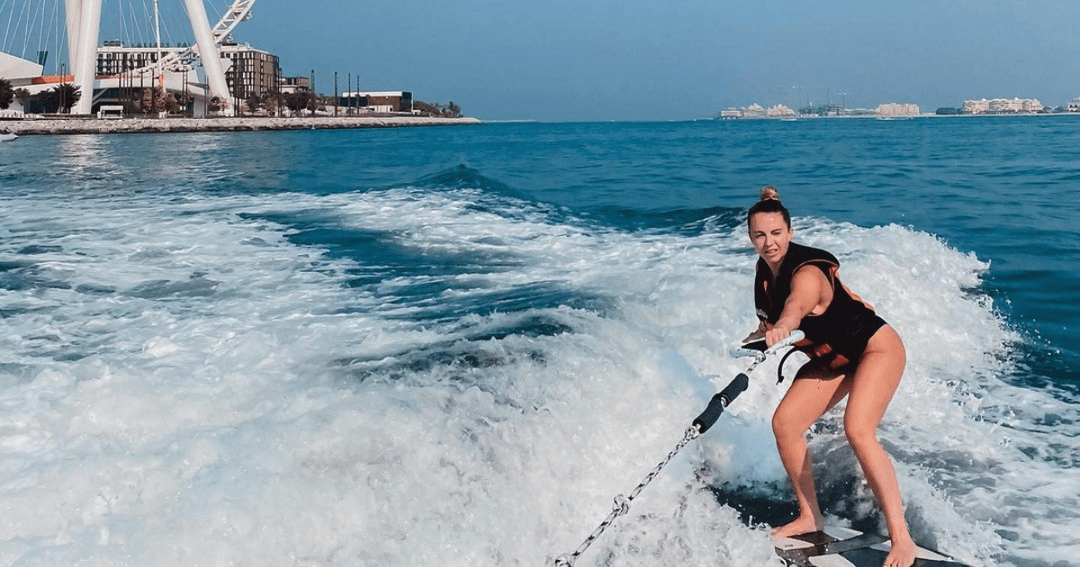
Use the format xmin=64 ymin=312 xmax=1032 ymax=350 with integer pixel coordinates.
xmin=414 ymin=100 xmax=463 ymax=118
xmin=245 ymin=93 xmax=261 ymax=115
xmin=14 ymin=88 xmax=30 ymax=111
xmin=207 ymin=96 xmax=227 ymax=114
xmin=413 ymin=100 xmax=440 ymax=116
xmin=0 ymin=78 xmax=14 ymax=110
xmin=261 ymin=93 xmax=279 ymax=116
xmin=283 ymin=91 xmax=315 ymax=115
xmin=140 ymin=86 xmax=177 ymax=114
xmin=174 ymin=91 xmax=195 ymax=116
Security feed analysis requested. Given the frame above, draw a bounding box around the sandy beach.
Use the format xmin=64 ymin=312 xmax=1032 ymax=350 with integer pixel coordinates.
xmin=0 ymin=114 xmax=482 ymax=136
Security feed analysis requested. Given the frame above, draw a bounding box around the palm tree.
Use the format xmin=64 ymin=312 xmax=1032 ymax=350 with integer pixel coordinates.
xmin=36 ymin=83 xmax=81 ymax=113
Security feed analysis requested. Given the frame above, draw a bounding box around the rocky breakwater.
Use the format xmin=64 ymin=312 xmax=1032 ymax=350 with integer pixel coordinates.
xmin=1 ymin=115 xmax=481 ymax=136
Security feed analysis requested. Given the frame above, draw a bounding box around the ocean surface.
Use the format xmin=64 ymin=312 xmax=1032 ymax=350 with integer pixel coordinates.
xmin=1 ymin=116 xmax=1077 ymax=567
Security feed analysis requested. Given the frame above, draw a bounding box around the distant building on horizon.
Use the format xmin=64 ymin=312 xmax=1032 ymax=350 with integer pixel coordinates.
xmin=875 ymin=102 xmax=920 ymax=117
xmin=963 ymin=97 xmax=1043 ymax=114
xmin=717 ymin=102 xmax=795 ymax=119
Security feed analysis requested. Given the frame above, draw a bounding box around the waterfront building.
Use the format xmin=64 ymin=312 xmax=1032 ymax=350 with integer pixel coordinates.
xmin=715 ymin=103 xmax=794 ymax=119
xmin=744 ymin=103 xmax=764 ymax=117
xmin=96 ymin=42 xmax=168 ymax=76
xmin=96 ymin=42 xmax=279 ymax=101
xmin=875 ymin=102 xmax=920 ymax=116
xmin=962 ymin=97 xmax=1043 ymax=114
xmin=766 ymin=104 xmax=796 ymax=117
xmin=219 ymin=44 xmax=279 ymax=99
xmin=339 ymin=91 xmax=413 ymax=113
xmin=280 ymin=76 xmax=311 ymax=94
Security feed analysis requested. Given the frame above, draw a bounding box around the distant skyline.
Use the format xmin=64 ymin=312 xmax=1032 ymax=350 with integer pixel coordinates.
xmin=242 ymin=0 xmax=1080 ymax=122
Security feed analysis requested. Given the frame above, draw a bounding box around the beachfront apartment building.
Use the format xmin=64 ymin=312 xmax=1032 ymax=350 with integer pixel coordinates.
xmin=220 ymin=45 xmax=280 ymax=100
xmin=717 ymin=103 xmax=796 ymax=119
xmin=96 ymin=42 xmax=280 ymax=100
xmin=963 ymin=97 xmax=1043 ymax=114
xmin=875 ymin=103 xmax=920 ymax=116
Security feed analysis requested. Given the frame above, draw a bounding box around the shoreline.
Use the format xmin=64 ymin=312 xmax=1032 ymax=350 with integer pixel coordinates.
xmin=0 ymin=115 xmax=482 ymax=136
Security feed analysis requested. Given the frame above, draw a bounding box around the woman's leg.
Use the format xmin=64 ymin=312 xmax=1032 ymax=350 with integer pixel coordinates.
xmin=842 ymin=325 xmax=916 ymax=567
xmin=770 ymin=362 xmax=851 ymax=538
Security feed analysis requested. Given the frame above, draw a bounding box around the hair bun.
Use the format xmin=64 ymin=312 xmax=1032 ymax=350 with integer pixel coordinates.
xmin=759 ymin=186 xmax=781 ymax=202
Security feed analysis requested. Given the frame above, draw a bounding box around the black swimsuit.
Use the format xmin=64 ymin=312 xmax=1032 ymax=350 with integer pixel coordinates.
xmin=755 ymin=242 xmax=887 ymax=368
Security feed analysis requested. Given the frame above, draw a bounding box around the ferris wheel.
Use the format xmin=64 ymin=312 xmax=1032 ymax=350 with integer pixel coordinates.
xmin=1 ymin=0 xmax=257 ymax=114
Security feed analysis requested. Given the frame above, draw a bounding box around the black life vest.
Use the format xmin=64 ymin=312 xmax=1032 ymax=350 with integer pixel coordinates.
xmin=755 ymin=242 xmax=883 ymax=372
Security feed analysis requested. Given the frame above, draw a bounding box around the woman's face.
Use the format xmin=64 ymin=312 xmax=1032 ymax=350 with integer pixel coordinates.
xmin=749 ymin=212 xmax=792 ymax=269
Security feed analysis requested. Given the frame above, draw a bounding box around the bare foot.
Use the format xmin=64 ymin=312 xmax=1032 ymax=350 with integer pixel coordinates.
xmin=770 ymin=514 xmax=824 ymax=539
xmin=884 ymin=535 xmax=917 ymax=567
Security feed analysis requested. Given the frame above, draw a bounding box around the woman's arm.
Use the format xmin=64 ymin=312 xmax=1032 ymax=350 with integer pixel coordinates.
xmin=765 ymin=265 xmax=831 ymax=346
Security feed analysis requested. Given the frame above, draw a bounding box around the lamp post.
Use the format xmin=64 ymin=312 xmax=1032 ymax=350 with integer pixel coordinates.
xmin=60 ymin=63 xmax=67 ymax=113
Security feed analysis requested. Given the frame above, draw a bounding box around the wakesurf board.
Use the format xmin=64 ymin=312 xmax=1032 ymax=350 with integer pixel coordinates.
xmin=772 ymin=526 xmax=971 ymax=567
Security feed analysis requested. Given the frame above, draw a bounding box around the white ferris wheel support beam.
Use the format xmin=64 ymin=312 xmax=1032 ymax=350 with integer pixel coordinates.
xmin=184 ymin=0 xmax=233 ymax=115
xmin=72 ymin=0 xmax=102 ymax=115
xmin=64 ymin=0 xmax=83 ymax=74
xmin=60 ymin=0 xmax=237 ymax=116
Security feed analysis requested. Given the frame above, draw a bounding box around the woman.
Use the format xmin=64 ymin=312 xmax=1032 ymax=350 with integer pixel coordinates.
xmin=746 ymin=187 xmax=917 ymax=567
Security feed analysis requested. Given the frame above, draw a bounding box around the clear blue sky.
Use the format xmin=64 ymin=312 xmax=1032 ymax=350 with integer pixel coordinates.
xmin=240 ymin=0 xmax=1080 ymax=121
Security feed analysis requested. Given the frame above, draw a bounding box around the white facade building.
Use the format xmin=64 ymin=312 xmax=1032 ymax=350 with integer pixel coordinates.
xmin=963 ymin=97 xmax=1043 ymax=114
xmin=875 ymin=102 xmax=920 ymax=116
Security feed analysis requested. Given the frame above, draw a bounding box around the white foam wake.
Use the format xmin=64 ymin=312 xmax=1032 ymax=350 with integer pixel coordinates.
xmin=0 ymin=184 xmax=1074 ymax=567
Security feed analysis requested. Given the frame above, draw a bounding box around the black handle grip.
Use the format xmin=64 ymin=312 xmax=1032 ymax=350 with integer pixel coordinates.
xmin=692 ymin=373 xmax=749 ymax=434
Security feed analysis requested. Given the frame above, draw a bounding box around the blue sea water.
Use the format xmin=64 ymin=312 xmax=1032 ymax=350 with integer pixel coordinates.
xmin=1 ymin=117 xmax=1078 ymax=567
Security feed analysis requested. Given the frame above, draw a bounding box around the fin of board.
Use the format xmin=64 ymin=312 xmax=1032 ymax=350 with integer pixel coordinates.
xmin=772 ymin=526 xmax=971 ymax=567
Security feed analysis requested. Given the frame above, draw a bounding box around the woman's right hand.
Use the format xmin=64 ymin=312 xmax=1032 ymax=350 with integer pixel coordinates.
xmin=765 ymin=324 xmax=794 ymax=347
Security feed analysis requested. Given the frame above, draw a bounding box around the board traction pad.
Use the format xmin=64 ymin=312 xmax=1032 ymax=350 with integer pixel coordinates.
xmin=772 ymin=526 xmax=971 ymax=567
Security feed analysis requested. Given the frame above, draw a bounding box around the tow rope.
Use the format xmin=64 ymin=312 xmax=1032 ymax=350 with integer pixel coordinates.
xmin=553 ymin=331 xmax=805 ymax=567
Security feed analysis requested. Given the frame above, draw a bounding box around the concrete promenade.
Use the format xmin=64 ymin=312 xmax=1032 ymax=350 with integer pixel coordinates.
xmin=1 ymin=115 xmax=482 ymax=136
